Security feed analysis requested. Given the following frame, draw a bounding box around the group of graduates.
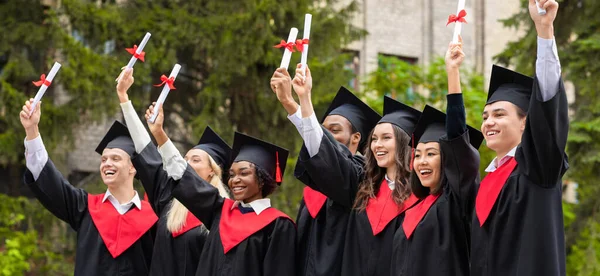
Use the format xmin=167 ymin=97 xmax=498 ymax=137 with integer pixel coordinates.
xmin=18 ymin=1 xmax=569 ymax=275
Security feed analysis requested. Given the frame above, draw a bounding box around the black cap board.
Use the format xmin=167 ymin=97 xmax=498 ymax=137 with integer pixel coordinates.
xmin=378 ymin=96 xmax=422 ymax=135
xmin=322 ymin=86 xmax=381 ymax=149
xmin=95 ymin=121 xmax=135 ymax=157
xmin=192 ymin=126 xmax=232 ymax=169
xmin=412 ymin=105 xmax=484 ymax=149
xmin=486 ymin=64 xmax=533 ymax=112
xmin=231 ymin=132 xmax=289 ymax=184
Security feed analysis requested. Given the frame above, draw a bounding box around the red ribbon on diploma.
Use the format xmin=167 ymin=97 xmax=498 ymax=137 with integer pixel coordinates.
xmin=126 ymin=45 xmax=146 ymax=62
xmin=295 ymin=39 xmax=310 ymax=52
xmin=274 ymin=40 xmax=296 ymax=52
xmin=153 ymin=75 xmax=176 ymax=90
xmin=447 ymin=9 xmax=467 ymax=26
xmin=32 ymin=74 xmax=51 ymax=87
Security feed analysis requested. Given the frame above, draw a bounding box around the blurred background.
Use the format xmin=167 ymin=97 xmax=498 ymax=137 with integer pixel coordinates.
xmin=0 ymin=0 xmax=596 ymax=274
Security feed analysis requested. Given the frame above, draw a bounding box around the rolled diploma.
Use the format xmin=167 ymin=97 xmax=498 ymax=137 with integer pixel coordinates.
xmin=30 ymin=62 xmax=61 ymax=115
xmin=279 ymin=28 xmax=298 ymax=69
xmin=149 ymin=64 xmax=181 ymax=123
xmin=126 ymin=32 xmax=151 ymax=69
xmin=535 ymin=0 xmax=547 ymax=15
xmin=452 ymin=0 xmax=465 ymax=44
xmin=301 ymin=14 xmax=312 ymax=75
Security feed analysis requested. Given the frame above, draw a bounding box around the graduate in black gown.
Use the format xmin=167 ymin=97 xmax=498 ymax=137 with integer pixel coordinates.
xmin=20 ymin=99 xmax=156 ymax=276
xmin=391 ymin=39 xmax=484 ymax=276
xmin=162 ymin=130 xmax=297 ymax=276
xmin=116 ymin=68 xmax=231 ymax=276
xmin=292 ymin=64 xmax=422 ymax=276
xmin=272 ymin=64 xmax=380 ymax=276
xmin=471 ymin=1 xmax=569 ymax=275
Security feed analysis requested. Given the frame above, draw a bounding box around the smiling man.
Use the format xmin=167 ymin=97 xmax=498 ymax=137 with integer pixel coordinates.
xmin=470 ymin=1 xmax=569 ymax=275
xmin=20 ymin=99 xmax=157 ymax=276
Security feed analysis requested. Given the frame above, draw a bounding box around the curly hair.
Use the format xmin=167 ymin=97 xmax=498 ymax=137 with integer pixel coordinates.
xmin=253 ymin=163 xmax=277 ymax=198
xmin=353 ymin=124 xmax=413 ymax=210
xmin=410 ymin=146 xmax=446 ymax=199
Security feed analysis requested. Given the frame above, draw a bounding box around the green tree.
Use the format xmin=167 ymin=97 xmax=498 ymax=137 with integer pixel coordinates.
xmin=495 ymin=0 xmax=600 ymax=274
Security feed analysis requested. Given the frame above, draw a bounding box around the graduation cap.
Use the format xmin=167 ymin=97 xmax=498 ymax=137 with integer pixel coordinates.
xmin=192 ymin=126 xmax=232 ymax=168
xmin=231 ymin=132 xmax=289 ymax=184
xmin=95 ymin=121 xmax=135 ymax=157
xmin=322 ymin=86 xmax=381 ymax=149
xmin=411 ymin=105 xmax=484 ymax=149
xmin=486 ymin=64 xmax=534 ymax=112
xmin=378 ymin=96 xmax=422 ymax=135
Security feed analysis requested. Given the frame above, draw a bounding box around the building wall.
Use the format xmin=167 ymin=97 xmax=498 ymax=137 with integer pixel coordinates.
xmin=345 ymin=0 xmax=522 ymax=88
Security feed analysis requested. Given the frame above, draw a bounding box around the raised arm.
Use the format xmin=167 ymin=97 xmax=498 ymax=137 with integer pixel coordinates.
xmin=291 ymin=65 xmax=363 ymax=207
xmin=520 ymin=0 xmax=569 ymax=186
xmin=20 ymin=99 xmax=87 ymax=231
xmin=144 ymin=104 xmax=225 ymax=228
xmin=115 ymin=68 xmax=175 ymax=214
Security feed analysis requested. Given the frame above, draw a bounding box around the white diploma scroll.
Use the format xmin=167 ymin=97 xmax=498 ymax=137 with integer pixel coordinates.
xmin=149 ymin=64 xmax=181 ymax=123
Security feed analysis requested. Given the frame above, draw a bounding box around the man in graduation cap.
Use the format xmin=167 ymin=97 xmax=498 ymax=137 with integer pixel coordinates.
xmin=19 ymin=99 xmax=157 ymax=276
xmin=471 ymin=1 xmax=569 ymax=275
xmin=271 ymin=65 xmax=380 ymax=276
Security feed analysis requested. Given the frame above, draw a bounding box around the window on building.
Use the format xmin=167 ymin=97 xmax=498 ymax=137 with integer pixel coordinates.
xmin=377 ymin=53 xmax=418 ymax=100
xmin=343 ymin=50 xmax=360 ymax=90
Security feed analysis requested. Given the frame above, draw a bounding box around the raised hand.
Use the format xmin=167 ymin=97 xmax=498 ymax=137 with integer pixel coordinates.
xmin=20 ymin=98 xmax=41 ymax=140
xmin=270 ymin=68 xmax=299 ymax=115
xmin=291 ymin=64 xmax=313 ymax=99
xmin=445 ymin=35 xmax=465 ymax=72
xmin=116 ymin=67 xmax=134 ymax=103
xmin=145 ymin=102 xmax=163 ymax=134
xmin=529 ymin=0 xmax=558 ymax=39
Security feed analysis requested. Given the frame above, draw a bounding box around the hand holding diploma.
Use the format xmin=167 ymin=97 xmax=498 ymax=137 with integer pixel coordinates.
xmin=116 ymin=67 xmax=134 ymax=103
xmin=149 ymin=64 xmax=181 ymax=123
xmin=529 ymin=0 xmax=558 ymax=39
xmin=30 ymin=62 xmax=61 ymax=116
xmin=20 ymin=98 xmax=41 ymax=140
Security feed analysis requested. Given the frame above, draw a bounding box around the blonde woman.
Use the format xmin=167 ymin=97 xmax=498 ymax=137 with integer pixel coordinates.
xmin=116 ymin=68 xmax=230 ymax=276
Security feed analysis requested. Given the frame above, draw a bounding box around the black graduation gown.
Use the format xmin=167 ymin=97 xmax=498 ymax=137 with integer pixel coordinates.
xmin=392 ymin=131 xmax=479 ymax=276
xmin=294 ymin=132 xmax=363 ymax=276
xmin=171 ymin=165 xmax=297 ymax=276
xmin=296 ymin=127 xmax=416 ymax=276
xmin=132 ymin=143 xmax=208 ymax=276
xmin=24 ymin=159 xmax=156 ymax=276
xmin=470 ymin=78 xmax=569 ymax=275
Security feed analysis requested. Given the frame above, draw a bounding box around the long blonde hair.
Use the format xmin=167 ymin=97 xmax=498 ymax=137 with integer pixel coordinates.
xmin=166 ymin=154 xmax=229 ymax=233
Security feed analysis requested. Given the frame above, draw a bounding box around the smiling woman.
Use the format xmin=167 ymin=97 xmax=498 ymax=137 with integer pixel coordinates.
xmin=171 ymin=132 xmax=297 ymax=275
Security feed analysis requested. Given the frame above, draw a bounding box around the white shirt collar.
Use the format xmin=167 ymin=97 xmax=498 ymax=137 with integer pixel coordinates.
xmin=385 ymin=174 xmax=395 ymax=190
xmin=485 ymin=146 xmax=518 ymax=173
xmin=231 ymin=198 xmax=272 ymax=215
xmin=102 ymin=189 xmax=142 ymax=215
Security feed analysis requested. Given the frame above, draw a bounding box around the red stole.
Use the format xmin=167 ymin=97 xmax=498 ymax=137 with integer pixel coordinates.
xmin=303 ymin=186 xmax=328 ymax=219
xmin=402 ymin=194 xmax=441 ymax=239
xmin=219 ymin=199 xmax=292 ymax=254
xmin=172 ymin=211 xmax=203 ymax=238
xmin=365 ymin=180 xmax=419 ymax=236
xmin=88 ymin=194 xmax=158 ymax=258
xmin=475 ymin=157 xmax=518 ymax=226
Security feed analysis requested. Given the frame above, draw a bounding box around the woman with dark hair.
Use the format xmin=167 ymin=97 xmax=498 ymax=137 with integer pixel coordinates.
xmin=291 ymin=65 xmax=419 ymax=276
xmin=390 ymin=39 xmax=483 ymax=276
xmin=339 ymin=96 xmax=421 ymax=276
xmin=165 ymin=129 xmax=297 ymax=276
xmin=116 ymin=69 xmax=230 ymax=276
